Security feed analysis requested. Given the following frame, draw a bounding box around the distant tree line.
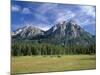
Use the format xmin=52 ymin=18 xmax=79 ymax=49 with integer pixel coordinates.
xmin=11 ymin=40 xmax=96 ymax=56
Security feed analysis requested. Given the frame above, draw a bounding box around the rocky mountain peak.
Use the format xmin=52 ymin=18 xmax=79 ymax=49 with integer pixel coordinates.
xmin=46 ymin=19 xmax=84 ymax=38
xmin=68 ymin=19 xmax=77 ymax=25
xmin=12 ymin=25 xmax=44 ymax=39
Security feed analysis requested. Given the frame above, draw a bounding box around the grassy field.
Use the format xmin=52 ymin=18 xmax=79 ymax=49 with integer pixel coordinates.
xmin=11 ymin=55 xmax=96 ymax=74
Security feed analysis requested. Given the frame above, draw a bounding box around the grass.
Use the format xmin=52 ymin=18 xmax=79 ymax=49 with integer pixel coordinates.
xmin=11 ymin=55 xmax=96 ymax=74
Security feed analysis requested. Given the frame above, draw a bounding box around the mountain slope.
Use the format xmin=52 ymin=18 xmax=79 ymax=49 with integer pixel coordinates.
xmin=43 ymin=20 xmax=95 ymax=45
xmin=12 ymin=26 xmax=44 ymax=39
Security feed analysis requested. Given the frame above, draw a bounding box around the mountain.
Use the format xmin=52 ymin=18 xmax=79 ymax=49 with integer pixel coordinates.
xmin=43 ymin=20 xmax=95 ymax=45
xmin=12 ymin=26 xmax=44 ymax=39
xmin=12 ymin=19 xmax=95 ymax=46
xmin=46 ymin=20 xmax=88 ymax=38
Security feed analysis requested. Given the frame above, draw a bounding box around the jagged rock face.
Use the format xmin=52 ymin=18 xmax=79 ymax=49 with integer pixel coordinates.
xmin=45 ymin=21 xmax=67 ymax=38
xmin=46 ymin=20 xmax=85 ymax=38
xmin=12 ymin=26 xmax=44 ymax=39
xmin=65 ymin=20 xmax=84 ymax=38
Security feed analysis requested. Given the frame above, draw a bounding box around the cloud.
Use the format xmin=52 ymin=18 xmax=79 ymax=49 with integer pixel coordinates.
xmin=12 ymin=5 xmax=21 ymax=12
xmin=79 ymin=6 xmax=95 ymax=17
xmin=37 ymin=3 xmax=58 ymax=14
xmin=22 ymin=8 xmax=31 ymax=14
xmin=54 ymin=10 xmax=76 ymax=24
xmin=35 ymin=24 xmax=50 ymax=31
xmin=22 ymin=22 xmax=51 ymax=31
xmin=68 ymin=5 xmax=96 ymax=27
xmin=80 ymin=19 xmax=95 ymax=26
xmin=34 ymin=13 xmax=50 ymax=24
xmin=12 ymin=5 xmax=32 ymax=14
xmin=37 ymin=3 xmax=78 ymax=24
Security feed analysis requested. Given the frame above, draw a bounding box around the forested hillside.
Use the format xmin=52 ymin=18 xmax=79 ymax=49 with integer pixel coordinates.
xmin=11 ymin=40 xmax=95 ymax=56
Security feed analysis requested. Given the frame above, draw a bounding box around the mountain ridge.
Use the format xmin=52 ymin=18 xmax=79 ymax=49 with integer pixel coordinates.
xmin=12 ymin=19 xmax=95 ymax=46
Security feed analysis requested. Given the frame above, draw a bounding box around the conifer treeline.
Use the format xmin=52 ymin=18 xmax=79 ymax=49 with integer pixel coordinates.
xmin=11 ymin=40 xmax=96 ymax=56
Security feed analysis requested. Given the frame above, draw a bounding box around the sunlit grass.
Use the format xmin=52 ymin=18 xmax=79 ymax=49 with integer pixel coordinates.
xmin=11 ymin=55 xmax=96 ymax=74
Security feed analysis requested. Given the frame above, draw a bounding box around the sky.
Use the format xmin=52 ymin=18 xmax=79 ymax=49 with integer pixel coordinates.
xmin=11 ymin=1 xmax=96 ymax=35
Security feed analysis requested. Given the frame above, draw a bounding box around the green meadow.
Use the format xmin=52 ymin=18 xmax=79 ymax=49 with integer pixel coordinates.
xmin=11 ymin=55 xmax=96 ymax=74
